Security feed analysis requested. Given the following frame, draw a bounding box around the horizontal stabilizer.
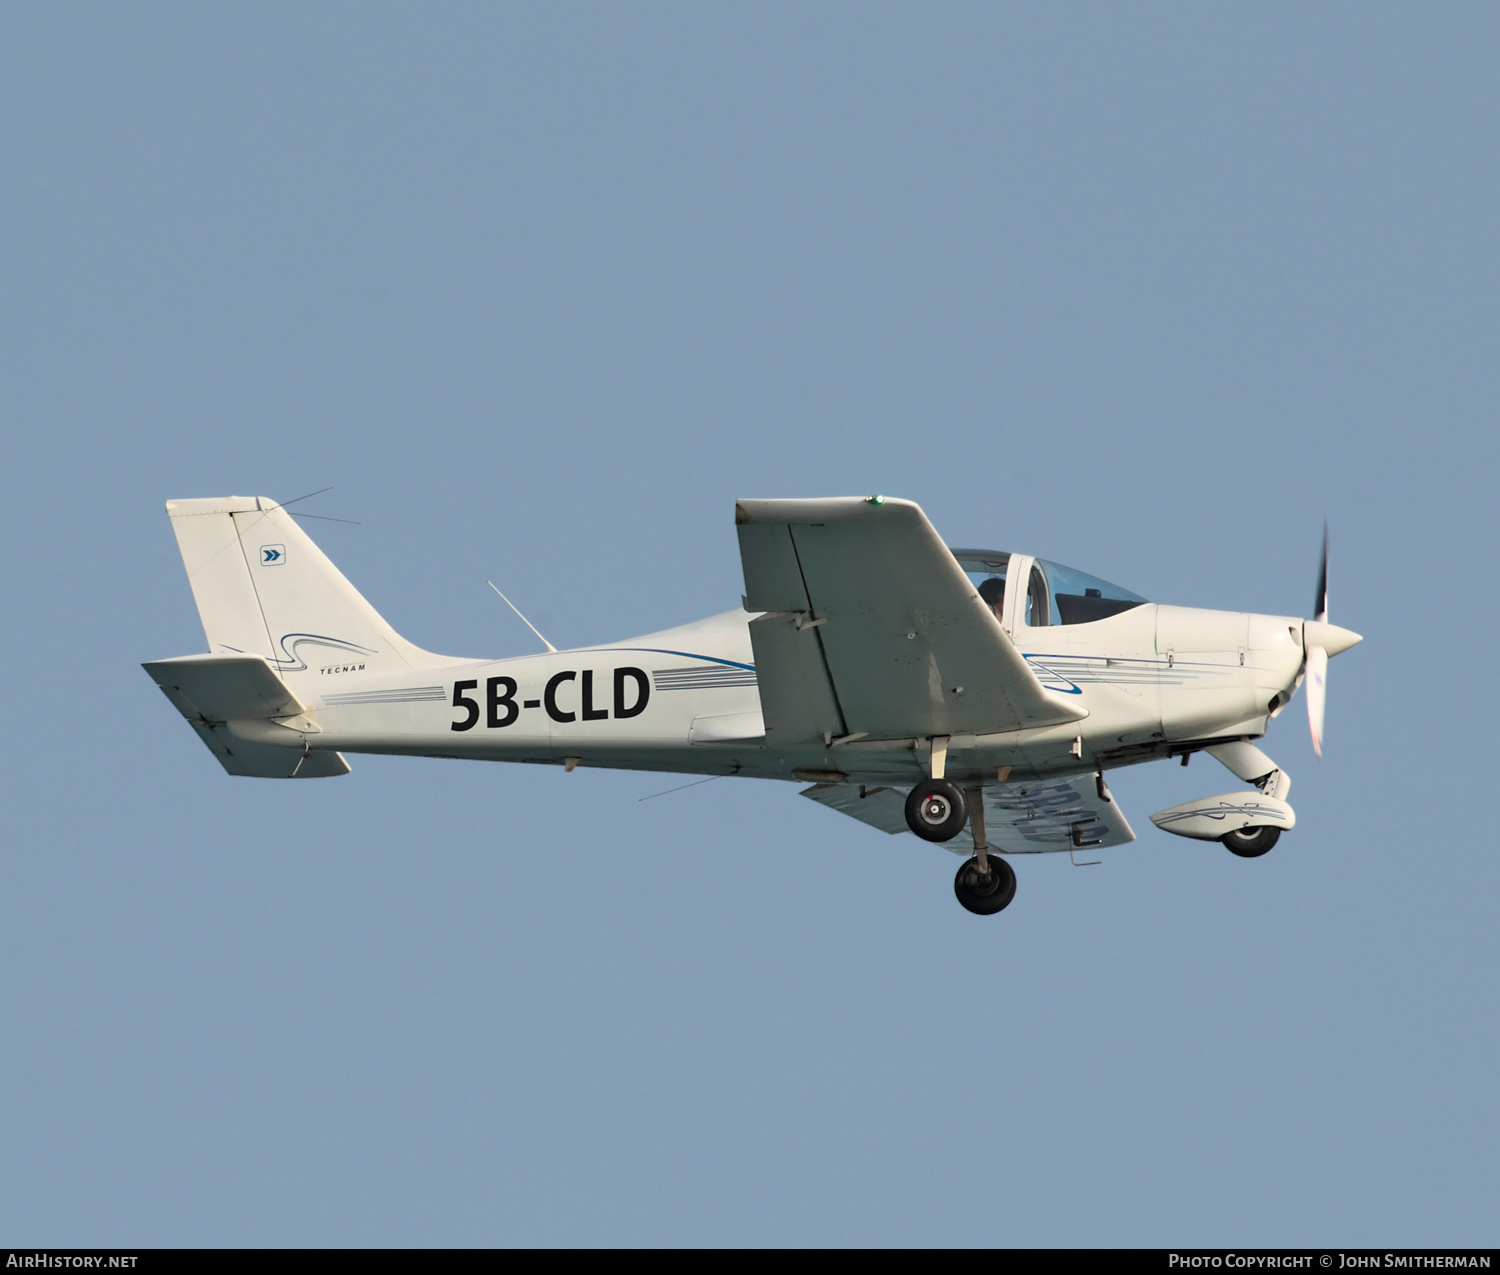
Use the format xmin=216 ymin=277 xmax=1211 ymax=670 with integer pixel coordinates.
xmin=144 ymin=654 xmax=305 ymax=722
xmin=143 ymin=654 xmax=349 ymax=779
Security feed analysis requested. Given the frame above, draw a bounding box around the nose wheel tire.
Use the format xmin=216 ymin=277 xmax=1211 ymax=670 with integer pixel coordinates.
xmin=905 ymin=778 xmax=968 ymax=842
xmin=1222 ymin=825 xmax=1281 ymax=858
xmin=954 ymin=855 xmax=1017 ymax=915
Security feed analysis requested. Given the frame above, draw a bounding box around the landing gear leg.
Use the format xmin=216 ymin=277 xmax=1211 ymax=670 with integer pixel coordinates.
xmin=966 ymin=784 xmax=989 ymax=877
xmin=952 ymin=785 xmax=1016 ymax=915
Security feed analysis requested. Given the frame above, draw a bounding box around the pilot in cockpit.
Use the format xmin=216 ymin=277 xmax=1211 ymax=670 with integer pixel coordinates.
xmin=978 ymin=576 xmax=1005 ymax=620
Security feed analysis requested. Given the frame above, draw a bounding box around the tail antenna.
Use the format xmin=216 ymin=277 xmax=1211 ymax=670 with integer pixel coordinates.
xmin=274 ymin=487 xmax=362 ymax=525
xmin=486 ymin=580 xmax=557 ymax=653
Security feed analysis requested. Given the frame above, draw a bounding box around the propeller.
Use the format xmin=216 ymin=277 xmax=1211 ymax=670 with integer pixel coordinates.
xmin=1300 ymin=525 xmax=1361 ymax=759
xmin=1305 ymin=640 xmax=1329 ymax=759
xmin=1306 ymin=526 xmax=1329 ymax=758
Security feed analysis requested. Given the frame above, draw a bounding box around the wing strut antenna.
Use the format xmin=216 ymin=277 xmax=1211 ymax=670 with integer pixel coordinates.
xmin=486 ymin=580 xmax=557 ymax=653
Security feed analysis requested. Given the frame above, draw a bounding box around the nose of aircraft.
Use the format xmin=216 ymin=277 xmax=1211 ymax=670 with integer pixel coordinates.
xmin=1303 ymin=619 xmax=1362 ymax=658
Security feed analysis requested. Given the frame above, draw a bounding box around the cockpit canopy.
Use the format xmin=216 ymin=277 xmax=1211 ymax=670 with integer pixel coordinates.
xmin=951 ymin=549 xmax=1147 ymax=627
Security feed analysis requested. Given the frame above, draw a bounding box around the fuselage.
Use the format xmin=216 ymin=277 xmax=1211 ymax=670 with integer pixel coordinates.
xmin=245 ymin=592 xmax=1308 ymax=790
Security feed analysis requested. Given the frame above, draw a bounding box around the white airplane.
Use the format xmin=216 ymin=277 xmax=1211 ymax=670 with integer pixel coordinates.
xmin=144 ymin=495 xmax=1361 ymax=915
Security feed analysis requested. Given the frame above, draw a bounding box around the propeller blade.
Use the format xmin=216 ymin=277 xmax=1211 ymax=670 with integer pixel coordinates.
xmin=1306 ymin=644 xmax=1328 ymax=759
xmin=1314 ymin=523 xmax=1329 ymax=623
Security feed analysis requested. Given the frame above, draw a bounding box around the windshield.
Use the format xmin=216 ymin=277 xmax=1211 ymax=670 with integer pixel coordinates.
xmin=1033 ymin=559 xmax=1147 ymax=626
xmin=951 ymin=549 xmax=1146 ymax=626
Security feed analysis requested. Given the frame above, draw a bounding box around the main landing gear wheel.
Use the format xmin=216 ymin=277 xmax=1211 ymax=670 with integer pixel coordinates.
xmin=954 ymin=856 xmax=1017 ymax=915
xmin=1222 ymin=825 xmax=1281 ymax=858
xmin=904 ymin=778 xmax=968 ymax=842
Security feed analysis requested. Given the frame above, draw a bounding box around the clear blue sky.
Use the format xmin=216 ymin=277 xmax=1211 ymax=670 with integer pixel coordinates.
xmin=2 ymin=2 xmax=1495 ymax=1247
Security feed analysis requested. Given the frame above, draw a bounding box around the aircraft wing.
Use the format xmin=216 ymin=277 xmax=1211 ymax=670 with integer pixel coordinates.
xmin=800 ymin=771 xmax=1135 ymax=854
xmin=799 ymin=781 xmax=910 ymax=834
xmin=980 ymin=773 xmax=1136 ymax=854
xmin=736 ymin=497 xmax=1088 ymax=743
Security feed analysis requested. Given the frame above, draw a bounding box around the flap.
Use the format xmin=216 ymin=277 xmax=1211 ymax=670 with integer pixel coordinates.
xmin=744 ymin=612 xmax=846 ymax=746
xmin=736 ymin=497 xmax=1087 ymax=742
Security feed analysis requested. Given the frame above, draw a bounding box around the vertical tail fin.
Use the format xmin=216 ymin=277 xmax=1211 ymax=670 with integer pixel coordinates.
xmin=166 ymin=496 xmax=467 ymax=690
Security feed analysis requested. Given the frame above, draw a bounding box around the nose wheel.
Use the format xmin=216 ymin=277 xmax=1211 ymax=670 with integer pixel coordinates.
xmin=904 ymin=778 xmax=968 ymax=841
xmin=1222 ymin=825 xmax=1281 ymax=858
xmin=954 ymin=855 xmax=1017 ymax=915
